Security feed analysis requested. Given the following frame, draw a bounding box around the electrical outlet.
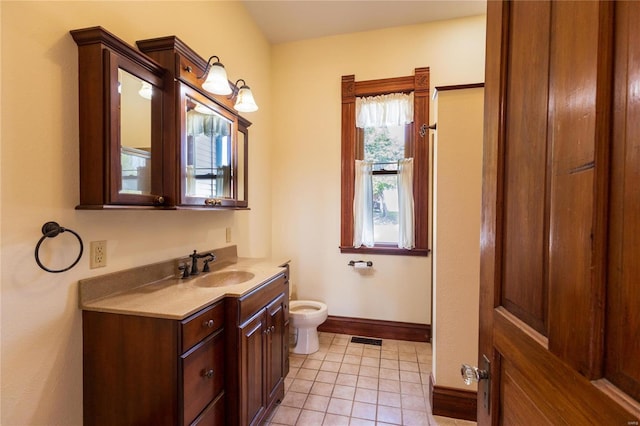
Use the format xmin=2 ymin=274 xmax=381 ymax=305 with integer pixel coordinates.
xmin=226 ymin=227 xmax=232 ymax=243
xmin=90 ymin=240 xmax=107 ymax=268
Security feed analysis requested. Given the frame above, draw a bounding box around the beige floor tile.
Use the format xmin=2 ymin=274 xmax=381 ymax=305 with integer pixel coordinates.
xmin=343 ymin=354 xmax=362 ymax=365
xmin=402 ymin=408 xmax=431 ymax=425
xmin=303 ymin=359 xmax=323 ymax=370
xmin=336 ymin=373 xmax=358 ymax=387
xmin=399 ymin=352 xmax=418 ymax=362
xmin=379 ymin=368 xmax=400 ymax=381
xmin=378 ymin=378 xmax=401 ymax=393
xmin=308 ymin=351 xmax=328 ymax=361
xmin=356 ymin=375 xmax=379 ymax=390
xmin=315 ymin=370 xmax=338 ymax=384
xmin=354 ymin=387 xmax=378 ymax=404
xmin=333 ymin=384 xmax=356 ymax=400
xmin=321 ymin=360 xmax=341 ymax=372
xmin=349 ymin=418 xmax=375 ymax=426
xmin=381 ymin=350 xmax=399 ymax=360
xmin=323 ymin=413 xmax=350 ymax=425
xmin=400 ymin=370 xmax=421 ymax=384
xmin=290 ymin=378 xmax=314 ymax=394
xmin=329 ymin=344 xmax=347 ymax=354
xmin=310 ymin=381 xmax=334 ymax=397
xmin=432 ymin=415 xmax=458 ymax=425
xmin=358 ymin=365 xmax=379 ymax=378
xmin=281 ymin=391 xmax=308 ymax=408
xmin=327 ymin=397 xmax=353 ymax=416
xmin=400 ymin=381 xmax=423 ymax=396
xmin=333 ymin=336 xmax=351 ymax=346
xmin=297 ymin=368 xmax=319 ymax=381
xmin=325 ymin=352 xmax=345 ymax=363
xmin=296 ymin=409 xmax=325 ymax=425
xmin=271 ymin=406 xmax=301 ymax=425
xmin=290 ymin=356 xmax=305 ymax=368
xmin=361 ymin=356 xmax=380 ymax=367
xmin=377 ymin=390 xmax=401 ymax=408
xmin=363 ymin=347 xmax=381 ymax=358
xmin=377 ymin=405 xmax=402 ymax=424
xmin=346 ymin=345 xmax=364 ymax=356
xmin=401 ymin=394 xmax=428 ymax=411
xmin=339 ymin=363 xmax=360 ymax=375
xmin=381 ymin=358 xmax=399 ymax=369
xmin=351 ymin=401 xmax=377 ymax=420
xmin=303 ymin=394 xmax=330 ymax=412
xmin=399 ymin=361 xmax=419 ymax=372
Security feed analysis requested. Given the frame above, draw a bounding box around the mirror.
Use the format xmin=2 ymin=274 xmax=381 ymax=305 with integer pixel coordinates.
xmin=184 ymin=96 xmax=233 ymax=199
xmin=119 ymin=69 xmax=152 ymax=195
xmin=180 ymin=83 xmax=247 ymax=208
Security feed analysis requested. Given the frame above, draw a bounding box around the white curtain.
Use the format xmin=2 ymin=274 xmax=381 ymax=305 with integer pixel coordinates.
xmin=397 ymin=158 xmax=415 ymax=249
xmin=356 ymin=92 xmax=414 ymax=128
xmin=353 ymin=160 xmax=374 ymax=248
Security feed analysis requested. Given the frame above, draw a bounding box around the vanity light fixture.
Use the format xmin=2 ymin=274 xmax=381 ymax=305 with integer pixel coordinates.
xmin=199 ymin=55 xmax=232 ymax=96
xmin=232 ymin=79 xmax=259 ymax=113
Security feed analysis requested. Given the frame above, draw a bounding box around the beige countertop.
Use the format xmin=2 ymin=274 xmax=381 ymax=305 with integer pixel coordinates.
xmin=79 ymin=246 xmax=288 ymax=320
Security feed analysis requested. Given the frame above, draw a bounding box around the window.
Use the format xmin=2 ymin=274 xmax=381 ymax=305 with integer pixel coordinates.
xmin=340 ymin=69 xmax=430 ymax=256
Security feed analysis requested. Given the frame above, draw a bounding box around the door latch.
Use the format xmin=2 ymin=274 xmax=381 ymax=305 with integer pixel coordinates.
xmin=461 ymin=354 xmax=491 ymax=412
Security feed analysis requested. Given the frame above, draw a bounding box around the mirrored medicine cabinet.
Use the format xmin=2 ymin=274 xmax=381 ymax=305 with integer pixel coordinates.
xmin=71 ymin=27 xmax=250 ymax=210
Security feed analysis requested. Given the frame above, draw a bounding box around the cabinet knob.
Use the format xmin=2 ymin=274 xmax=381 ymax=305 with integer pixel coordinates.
xmin=202 ymin=369 xmax=214 ymax=379
xmin=270 ymin=325 xmax=275 ymax=333
xmin=203 ymin=319 xmax=215 ymax=328
xmin=154 ymin=196 xmax=165 ymax=205
xmin=204 ymin=198 xmax=222 ymax=206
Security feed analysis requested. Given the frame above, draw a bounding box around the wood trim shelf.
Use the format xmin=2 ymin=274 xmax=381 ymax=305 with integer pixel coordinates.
xmin=317 ymin=315 xmax=430 ymax=342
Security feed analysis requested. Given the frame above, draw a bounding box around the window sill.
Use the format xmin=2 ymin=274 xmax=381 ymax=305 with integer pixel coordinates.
xmin=339 ymin=245 xmax=430 ymax=257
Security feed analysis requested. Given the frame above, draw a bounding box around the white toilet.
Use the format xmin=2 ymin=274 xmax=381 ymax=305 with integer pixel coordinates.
xmin=289 ymin=300 xmax=328 ymax=354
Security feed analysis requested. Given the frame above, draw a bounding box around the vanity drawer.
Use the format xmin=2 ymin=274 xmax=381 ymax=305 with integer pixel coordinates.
xmin=237 ymin=273 xmax=287 ymax=323
xmin=182 ymin=329 xmax=224 ymax=425
xmin=182 ymin=300 xmax=224 ymax=352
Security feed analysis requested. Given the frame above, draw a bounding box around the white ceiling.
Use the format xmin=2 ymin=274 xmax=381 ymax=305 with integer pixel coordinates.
xmin=241 ymin=0 xmax=487 ymax=44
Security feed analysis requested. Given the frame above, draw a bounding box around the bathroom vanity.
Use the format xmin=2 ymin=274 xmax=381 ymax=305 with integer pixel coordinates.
xmin=79 ymin=246 xmax=289 ymax=426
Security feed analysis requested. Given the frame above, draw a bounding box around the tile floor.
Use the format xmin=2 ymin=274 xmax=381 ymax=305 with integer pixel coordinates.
xmin=262 ymin=332 xmax=477 ymax=426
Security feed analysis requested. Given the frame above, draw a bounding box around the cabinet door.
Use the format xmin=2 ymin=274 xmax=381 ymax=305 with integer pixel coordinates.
xmin=239 ymin=309 xmax=266 ymax=426
xmin=266 ymin=294 xmax=286 ymax=404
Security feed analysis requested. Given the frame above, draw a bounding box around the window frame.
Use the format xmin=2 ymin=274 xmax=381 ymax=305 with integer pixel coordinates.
xmin=340 ymin=68 xmax=430 ymax=256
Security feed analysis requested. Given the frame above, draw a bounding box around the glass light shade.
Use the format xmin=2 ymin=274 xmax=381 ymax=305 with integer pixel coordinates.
xmin=234 ymin=85 xmax=258 ymax=112
xmin=202 ymin=63 xmax=232 ymax=95
xmin=194 ymin=102 xmax=215 ymax=115
xmin=138 ymin=82 xmax=152 ymax=100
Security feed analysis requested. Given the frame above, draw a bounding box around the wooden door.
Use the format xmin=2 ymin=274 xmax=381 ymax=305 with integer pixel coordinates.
xmin=266 ymin=294 xmax=286 ymax=403
xmin=239 ymin=310 xmax=266 ymax=426
xmin=480 ymin=1 xmax=640 ymax=424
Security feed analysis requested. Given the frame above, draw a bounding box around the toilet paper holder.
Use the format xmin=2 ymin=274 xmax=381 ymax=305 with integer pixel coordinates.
xmin=348 ymin=260 xmax=373 ymax=268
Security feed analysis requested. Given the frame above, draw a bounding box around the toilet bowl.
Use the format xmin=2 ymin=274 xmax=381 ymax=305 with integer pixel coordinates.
xmin=289 ymin=300 xmax=328 ymax=354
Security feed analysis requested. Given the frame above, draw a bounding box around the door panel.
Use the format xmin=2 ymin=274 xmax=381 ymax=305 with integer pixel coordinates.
xmin=501 ymin=0 xmax=551 ymax=335
xmin=266 ymin=294 xmax=285 ymax=403
xmin=480 ymin=0 xmax=640 ymax=424
xmin=607 ymin=0 xmax=640 ymax=402
xmin=240 ymin=311 xmax=265 ymax=426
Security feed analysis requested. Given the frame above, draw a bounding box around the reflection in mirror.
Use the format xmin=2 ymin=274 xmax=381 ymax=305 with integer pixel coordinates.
xmin=185 ymin=97 xmax=233 ymax=199
xmin=118 ymin=68 xmax=152 ymax=195
xmin=237 ymin=130 xmax=245 ymax=201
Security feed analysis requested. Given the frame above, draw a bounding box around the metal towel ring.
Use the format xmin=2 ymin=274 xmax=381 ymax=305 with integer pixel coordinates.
xmin=35 ymin=221 xmax=84 ymax=273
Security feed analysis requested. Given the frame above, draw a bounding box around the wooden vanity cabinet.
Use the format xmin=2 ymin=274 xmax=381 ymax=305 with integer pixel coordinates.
xmin=225 ymin=270 xmax=290 ymax=426
xmin=71 ymin=27 xmax=168 ymax=209
xmin=82 ymin=301 xmax=225 ymax=425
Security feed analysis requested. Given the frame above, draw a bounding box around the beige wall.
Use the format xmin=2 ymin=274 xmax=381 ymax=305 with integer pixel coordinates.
xmin=0 ymin=2 xmax=270 ymax=424
xmin=270 ymin=16 xmax=486 ymax=324
xmin=432 ymin=87 xmax=484 ymax=390
xmin=1 ymin=2 xmax=486 ymax=422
